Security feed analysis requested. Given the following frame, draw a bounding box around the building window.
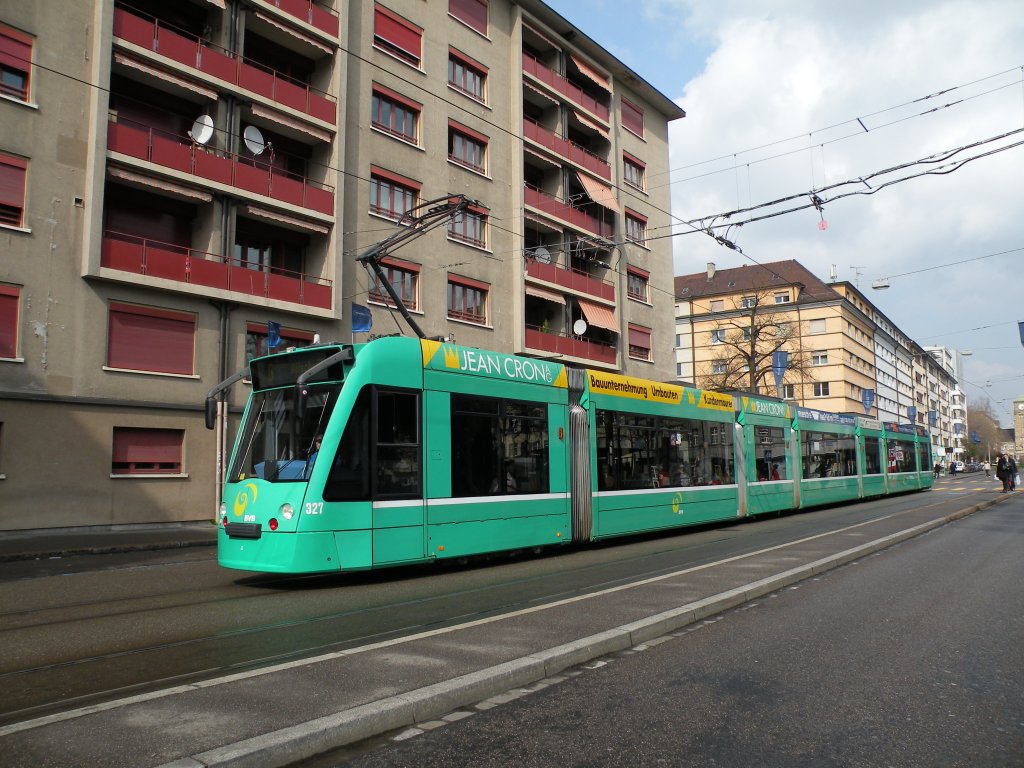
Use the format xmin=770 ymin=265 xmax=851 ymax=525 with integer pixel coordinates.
xmin=626 ymin=267 xmax=649 ymax=302
xmin=448 ymin=274 xmax=488 ymax=324
xmin=0 ymin=152 xmax=27 ymax=228
xmin=371 ymin=85 xmax=420 ymax=144
xmin=245 ymin=322 xmax=314 ymax=364
xmin=709 ymin=299 xmax=724 ymax=312
xmin=112 ymin=427 xmax=183 ymax=475
xmin=0 ymin=284 xmax=19 ymax=359
xmin=628 ymin=323 xmax=652 ymax=361
xmin=370 ymin=166 xmax=419 ymax=220
xmin=739 ymin=296 xmax=756 ymax=309
xmin=808 ymin=318 xmax=826 ymax=334
xmin=625 ymin=209 xmax=647 ymax=245
xmin=448 ymin=205 xmax=488 ymax=248
xmin=813 ymin=382 xmax=830 ymax=397
xmin=373 ymin=4 xmax=423 ymax=67
xmin=0 ymin=25 xmax=32 ymax=103
xmin=107 ymin=302 xmax=196 ymax=375
xmin=781 ymin=383 xmax=795 ymax=399
xmin=774 ymin=292 xmax=791 ymax=304
xmin=712 ymin=361 xmax=727 ymax=375
xmin=448 ymin=49 xmax=486 ymax=102
xmin=621 ymin=97 xmax=644 ymax=138
xmin=368 ymin=257 xmax=420 ymax=311
xmin=710 ymin=329 xmax=726 ymax=344
xmin=448 ymin=121 xmax=487 ymax=173
xmin=449 ymin=0 xmax=488 ymax=36
xmin=623 ymin=153 xmax=645 ymax=190
xmin=811 ymin=352 xmax=828 ymax=366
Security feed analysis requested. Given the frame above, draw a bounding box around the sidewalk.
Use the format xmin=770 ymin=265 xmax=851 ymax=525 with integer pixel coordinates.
xmin=0 ymin=491 xmax=1013 ymax=768
xmin=0 ymin=522 xmax=217 ymax=562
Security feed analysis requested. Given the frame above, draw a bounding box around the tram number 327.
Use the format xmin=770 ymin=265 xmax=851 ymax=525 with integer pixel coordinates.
xmin=303 ymin=502 xmax=324 ymax=516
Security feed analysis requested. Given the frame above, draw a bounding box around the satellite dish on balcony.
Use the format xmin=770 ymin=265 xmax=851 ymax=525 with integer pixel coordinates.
xmin=573 ymin=319 xmax=588 ymax=336
xmin=188 ymin=114 xmax=214 ymax=145
xmin=531 ymin=246 xmax=551 ymax=264
xmin=243 ymin=125 xmax=266 ymax=156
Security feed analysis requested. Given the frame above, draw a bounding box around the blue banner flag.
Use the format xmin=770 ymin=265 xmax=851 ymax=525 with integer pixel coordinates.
xmin=928 ymin=410 xmax=937 ymax=427
xmin=862 ymin=388 xmax=875 ymax=415
xmin=771 ymin=350 xmax=789 ymax=395
xmin=1019 ymin=321 xmax=1024 ymax=347
xmin=971 ymin=430 xmax=981 ymax=444
xmin=954 ymin=422 xmax=963 ymax=435
xmin=907 ymin=405 xmax=916 ymax=421
xmin=351 ymin=303 xmax=372 ymax=334
xmin=267 ymin=321 xmax=281 ymax=349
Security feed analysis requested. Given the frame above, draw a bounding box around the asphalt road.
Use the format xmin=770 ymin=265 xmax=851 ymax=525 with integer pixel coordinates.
xmin=302 ymin=491 xmax=1024 ymax=767
xmin=0 ymin=476 xmax=1002 ymax=732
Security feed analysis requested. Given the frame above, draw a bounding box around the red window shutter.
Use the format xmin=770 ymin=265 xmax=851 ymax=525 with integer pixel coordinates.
xmin=448 ymin=273 xmax=489 ymax=291
xmin=0 ymin=26 xmax=32 ymax=73
xmin=380 ymin=256 xmax=420 ymax=273
xmin=372 ymin=83 xmax=422 ymax=112
xmin=627 ymin=266 xmax=650 ymax=280
xmin=0 ymin=284 xmax=19 ymax=359
xmin=0 ymin=154 xmax=27 ymax=210
xmin=623 ymin=151 xmax=645 ymax=169
xmin=449 ymin=0 xmax=488 ymax=35
xmin=107 ymin=302 xmax=196 ymax=375
xmin=625 ymin=208 xmax=648 ymax=224
xmin=374 ymin=6 xmax=422 ymax=61
xmin=621 ymin=98 xmax=645 ymax=137
xmin=370 ymin=165 xmax=422 ymax=191
xmin=449 ymin=46 xmax=488 ymax=75
xmin=627 ymin=324 xmax=651 ymax=347
xmin=112 ymin=427 xmax=183 ymax=473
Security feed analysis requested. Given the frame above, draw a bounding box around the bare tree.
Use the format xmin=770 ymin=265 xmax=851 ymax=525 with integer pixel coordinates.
xmin=700 ymin=289 xmax=816 ymax=395
xmin=966 ymin=397 xmax=1002 ymax=461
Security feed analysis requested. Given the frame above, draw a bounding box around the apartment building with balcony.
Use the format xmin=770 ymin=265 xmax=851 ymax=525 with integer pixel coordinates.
xmin=0 ymin=0 xmax=683 ymax=530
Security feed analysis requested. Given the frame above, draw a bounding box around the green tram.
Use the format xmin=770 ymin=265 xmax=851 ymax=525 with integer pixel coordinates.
xmin=211 ymin=337 xmax=933 ymax=574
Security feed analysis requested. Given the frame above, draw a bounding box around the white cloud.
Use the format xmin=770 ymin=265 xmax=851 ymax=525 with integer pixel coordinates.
xmin=658 ymin=0 xmax=1024 ymax=418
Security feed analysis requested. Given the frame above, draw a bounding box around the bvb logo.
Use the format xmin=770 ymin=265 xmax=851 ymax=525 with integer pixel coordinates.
xmin=671 ymin=492 xmax=684 ymax=515
xmin=233 ymin=483 xmax=259 ymax=517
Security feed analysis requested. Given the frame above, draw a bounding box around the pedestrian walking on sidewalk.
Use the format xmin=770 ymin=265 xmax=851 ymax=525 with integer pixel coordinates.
xmin=983 ymin=460 xmax=990 ymax=478
xmin=1010 ymin=456 xmax=1019 ymax=492
xmin=996 ymin=453 xmax=1011 ymax=492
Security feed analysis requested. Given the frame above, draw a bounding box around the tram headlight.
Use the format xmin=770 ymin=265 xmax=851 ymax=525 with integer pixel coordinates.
xmin=279 ymin=503 xmax=294 ymax=520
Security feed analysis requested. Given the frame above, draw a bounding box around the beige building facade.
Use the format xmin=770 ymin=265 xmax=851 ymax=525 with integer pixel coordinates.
xmin=673 ymin=259 xmax=963 ymax=464
xmin=0 ymin=0 xmax=684 ymax=531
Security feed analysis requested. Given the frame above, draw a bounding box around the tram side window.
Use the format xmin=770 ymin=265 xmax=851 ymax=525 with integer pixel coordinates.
xmin=887 ymin=439 xmax=916 ymax=473
xmin=450 ymin=394 xmax=548 ymax=496
xmin=863 ymin=436 xmax=882 ymax=475
xmin=323 ymin=389 xmax=370 ymax=501
xmin=801 ymin=431 xmax=857 ymax=478
xmin=596 ymin=410 xmax=734 ymax=490
xmin=916 ymin=441 xmax=930 ymax=473
xmin=376 ymin=389 xmax=420 ymax=498
xmin=754 ymin=426 xmax=788 ymax=481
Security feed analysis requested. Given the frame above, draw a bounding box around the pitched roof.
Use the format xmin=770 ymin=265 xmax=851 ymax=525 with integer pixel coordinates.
xmin=674 ymin=259 xmax=842 ymax=305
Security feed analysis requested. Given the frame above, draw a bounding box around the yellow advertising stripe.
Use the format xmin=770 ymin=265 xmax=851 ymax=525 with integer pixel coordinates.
xmin=586 ymin=370 xmax=683 ymax=404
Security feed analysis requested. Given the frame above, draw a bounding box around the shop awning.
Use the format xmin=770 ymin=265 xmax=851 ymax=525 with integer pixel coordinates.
xmin=204 ymin=0 xmax=226 ymax=8
xmin=525 ymin=283 xmax=566 ymax=305
xmin=244 ymin=205 xmax=330 ymax=234
xmin=523 ymin=80 xmax=558 ymax=104
xmin=113 ymin=52 xmax=217 ymax=100
xmin=253 ymin=11 xmax=333 ymax=55
xmin=107 ymin=166 xmax=212 ymax=202
xmin=250 ymin=103 xmax=332 ymax=143
xmin=523 ymin=145 xmax=560 ymax=168
xmin=577 ymin=298 xmax=617 ymax=332
xmin=576 ymin=171 xmax=621 ymax=214
xmin=569 ymin=53 xmax=610 ymax=93
xmin=524 ymin=211 xmax=563 ymax=235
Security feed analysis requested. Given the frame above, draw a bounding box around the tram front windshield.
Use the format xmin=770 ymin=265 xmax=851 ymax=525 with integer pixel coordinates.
xmin=227 ymin=385 xmax=341 ymax=483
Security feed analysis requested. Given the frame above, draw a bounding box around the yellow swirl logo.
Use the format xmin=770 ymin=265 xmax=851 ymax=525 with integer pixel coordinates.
xmin=671 ymin=492 xmax=684 ymax=515
xmin=233 ymin=483 xmax=258 ymax=517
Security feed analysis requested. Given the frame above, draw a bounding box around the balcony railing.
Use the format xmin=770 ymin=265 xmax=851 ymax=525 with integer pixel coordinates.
xmin=524 ymin=183 xmax=614 ymax=242
xmin=525 ymin=258 xmax=615 ymax=302
xmin=102 ymin=231 xmax=332 ymax=309
xmin=522 ymin=52 xmax=610 ymax=122
xmin=523 ymin=118 xmax=610 ymax=181
xmin=107 ymin=117 xmax=335 ymax=215
xmin=263 ymin=0 xmax=339 ymax=38
xmin=524 ymin=326 xmax=617 ymax=365
xmin=113 ymin=5 xmax=336 ymax=124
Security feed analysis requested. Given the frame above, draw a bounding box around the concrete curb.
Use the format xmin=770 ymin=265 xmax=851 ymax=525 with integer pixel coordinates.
xmin=0 ymin=538 xmax=217 ymax=563
xmin=154 ymin=494 xmax=1010 ymax=768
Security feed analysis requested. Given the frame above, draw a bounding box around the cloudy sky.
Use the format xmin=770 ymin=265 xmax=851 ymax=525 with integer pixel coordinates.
xmin=546 ymin=0 xmax=1024 ymax=426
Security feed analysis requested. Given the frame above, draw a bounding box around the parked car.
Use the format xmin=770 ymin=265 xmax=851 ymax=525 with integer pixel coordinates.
xmin=952 ymin=461 xmax=965 ymax=473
